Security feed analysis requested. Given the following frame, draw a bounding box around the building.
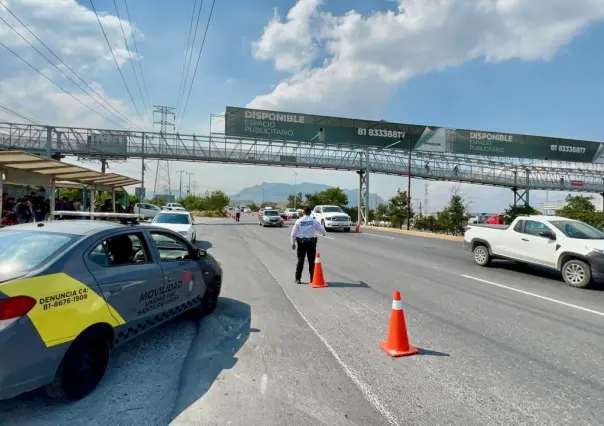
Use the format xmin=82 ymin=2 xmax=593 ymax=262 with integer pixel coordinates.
xmin=542 ymin=196 xmax=604 ymax=216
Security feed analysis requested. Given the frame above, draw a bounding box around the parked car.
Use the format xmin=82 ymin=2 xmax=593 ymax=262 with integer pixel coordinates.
xmin=151 ymin=210 xmax=197 ymax=242
xmin=134 ymin=203 xmax=162 ymax=220
xmin=0 ymin=214 xmax=222 ymax=401
xmin=463 ymin=214 xmax=604 ymax=288
xmin=162 ymin=203 xmax=186 ymax=211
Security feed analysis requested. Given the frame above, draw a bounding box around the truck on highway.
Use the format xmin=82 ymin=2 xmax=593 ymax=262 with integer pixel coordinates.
xmin=463 ymin=215 xmax=604 ymax=288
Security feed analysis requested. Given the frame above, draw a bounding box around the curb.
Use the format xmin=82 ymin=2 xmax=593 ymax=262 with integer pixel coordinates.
xmin=360 ymin=226 xmax=464 ymax=242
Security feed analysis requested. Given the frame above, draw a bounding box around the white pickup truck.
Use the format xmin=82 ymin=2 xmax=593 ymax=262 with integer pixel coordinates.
xmin=311 ymin=205 xmax=352 ymax=232
xmin=463 ymin=215 xmax=604 ymax=288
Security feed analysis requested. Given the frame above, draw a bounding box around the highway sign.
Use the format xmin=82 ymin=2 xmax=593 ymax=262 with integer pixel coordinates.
xmin=225 ymin=106 xmax=604 ymax=163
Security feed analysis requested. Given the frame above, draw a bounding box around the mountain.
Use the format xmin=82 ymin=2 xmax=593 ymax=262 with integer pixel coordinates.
xmin=230 ymin=182 xmax=386 ymax=209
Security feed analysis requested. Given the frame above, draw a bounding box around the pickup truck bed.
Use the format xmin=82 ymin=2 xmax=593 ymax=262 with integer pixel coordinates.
xmin=466 ymin=224 xmax=509 ymax=230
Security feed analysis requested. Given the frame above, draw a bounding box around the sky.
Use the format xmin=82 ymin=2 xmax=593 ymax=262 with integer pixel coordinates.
xmin=1 ymin=0 xmax=603 ymax=213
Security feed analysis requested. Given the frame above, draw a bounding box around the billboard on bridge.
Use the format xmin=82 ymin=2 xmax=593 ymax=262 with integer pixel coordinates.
xmin=225 ymin=106 xmax=604 ymax=163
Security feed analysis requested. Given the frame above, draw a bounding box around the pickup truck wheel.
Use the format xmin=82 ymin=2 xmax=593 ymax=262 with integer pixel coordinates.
xmin=562 ymin=259 xmax=591 ymax=288
xmin=473 ymin=244 xmax=491 ymax=266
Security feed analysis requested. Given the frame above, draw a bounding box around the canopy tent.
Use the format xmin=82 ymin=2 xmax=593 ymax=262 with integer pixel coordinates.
xmin=0 ymin=151 xmax=141 ymax=218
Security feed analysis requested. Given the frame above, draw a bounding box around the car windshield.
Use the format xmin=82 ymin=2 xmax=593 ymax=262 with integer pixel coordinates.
xmin=171 ymin=203 xmax=184 ymax=208
xmin=153 ymin=213 xmax=191 ymax=224
xmin=550 ymin=220 xmax=604 ymax=240
xmin=0 ymin=231 xmax=77 ymax=276
xmin=264 ymin=210 xmax=279 ymax=216
xmin=323 ymin=206 xmax=343 ymax=213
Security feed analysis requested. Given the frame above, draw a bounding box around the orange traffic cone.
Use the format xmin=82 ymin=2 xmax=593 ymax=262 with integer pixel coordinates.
xmin=355 ymin=223 xmax=361 ymax=232
xmin=379 ymin=291 xmax=419 ymax=357
xmin=310 ymin=253 xmax=328 ymax=288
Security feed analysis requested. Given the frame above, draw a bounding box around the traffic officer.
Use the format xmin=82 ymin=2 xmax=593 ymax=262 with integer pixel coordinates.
xmin=290 ymin=206 xmax=326 ymax=283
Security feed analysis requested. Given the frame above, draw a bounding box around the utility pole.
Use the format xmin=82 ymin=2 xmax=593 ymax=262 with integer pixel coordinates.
xmin=424 ymin=182 xmax=429 ymax=215
xmin=185 ymin=172 xmax=193 ymax=194
xmin=192 ymin=180 xmax=198 ymax=195
xmin=152 ymin=105 xmax=175 ymax=199
xmin=290 ymin=169 xmax=298 ymax=208
xmin=407 ymin=138 xmax=412 ymax=230
xmin=177 ymin=170 xmax=185 ymax=200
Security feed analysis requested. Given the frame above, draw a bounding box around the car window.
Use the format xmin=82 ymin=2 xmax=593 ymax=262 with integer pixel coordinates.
xmin=524 ymin=220 xmax=551 ymax=237
xmin=314 ymin=207 xmax=321 ymax=213
xmin=0 ymin=231 xmax=78 ymax=276
xmin=263 ymin=210 xmax=279 ymax=216
xmin=149 ymin=231 xmax=193 ymax=262
xmin=323 ymin=206 xmax=343 ymax=213
xmin=152 ymin=213 xmax=191 ymax=224
xmin=513 ymin=220 xmax=524 ymax=233
xmin=88 ymin=232 xmax=150 ymax=267
xmin=550 ymin=220 xmax=604 ymax=240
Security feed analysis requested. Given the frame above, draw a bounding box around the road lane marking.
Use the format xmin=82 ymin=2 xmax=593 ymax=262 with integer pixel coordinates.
xmin=363 ymin=233 xmax=396 ymax=240
xmin=322 ymin=235 xmax=335 ymax=240
xmin=461 ymin=275 xmax=604 ymax=317
xmin=255 ymin=257 xmax=399 ymax=426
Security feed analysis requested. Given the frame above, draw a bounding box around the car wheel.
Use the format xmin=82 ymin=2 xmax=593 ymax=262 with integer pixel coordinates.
xmin=473 ymin=244 xmax=491 ymax=267
xmin=562 ymin=259 xmax=591 ymax=288
xmin=190 ymin=277 xmax=221 ymax=318
xmin=45 ymin=331 xmax=110 ymax=402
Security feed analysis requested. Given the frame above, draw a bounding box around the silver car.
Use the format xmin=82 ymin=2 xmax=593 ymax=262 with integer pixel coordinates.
xmin=259 ymin=209 xmax=283 ymax=227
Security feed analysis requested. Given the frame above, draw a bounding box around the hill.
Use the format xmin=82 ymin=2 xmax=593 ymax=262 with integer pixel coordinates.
xmin=229 ymin=182 xmax=386 ymax=208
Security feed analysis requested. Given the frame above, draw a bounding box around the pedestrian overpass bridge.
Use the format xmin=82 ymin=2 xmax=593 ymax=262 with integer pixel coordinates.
xmin=1 ymin=121 xmax=603 ymax=223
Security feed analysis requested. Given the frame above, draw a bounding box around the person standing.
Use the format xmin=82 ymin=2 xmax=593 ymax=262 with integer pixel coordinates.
xmin=235 ymin=206 xmax=241 ymax=222
xmin=290 ymin=206 xmax=326 ymax=284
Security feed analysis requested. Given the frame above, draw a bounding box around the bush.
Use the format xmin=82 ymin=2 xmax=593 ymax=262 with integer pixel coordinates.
xmin=178 ymin=191 xmax=230 ymax=214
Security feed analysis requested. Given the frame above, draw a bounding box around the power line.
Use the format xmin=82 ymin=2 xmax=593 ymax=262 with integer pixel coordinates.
xmin=0 ymin=102 xmax=39 ymax=124
xmin=0 ymin=40 xmax=127 ymax=129
xmin=112 ymin=0 xmax=152 ymax=125
xmin=177 ymin=0 xmax=216 ymax=131
xmin=123 ymin=0 xmax=152 ymax=113
xmin=0 ymin=0 xmax=144 ymax=131
xmin=175 ymin=0 xmax=204 ymax=122
xmin=90 ymin=0 xmax=145 ymax=128
xmin=0 ymin=12 xmax=131 ymax=130
xmin=174 ymin=0 xmax=199 ymax=119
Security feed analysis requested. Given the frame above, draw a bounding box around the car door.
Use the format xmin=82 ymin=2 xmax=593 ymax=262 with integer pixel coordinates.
xmin=492 ymin=219 xmax=525 ymax=258
xmin=517 ymin=220 xmax=558 ymax=267
xmin=146 ymin=230 xmax=205 ymax=310
xmin=84 ymin=230 xmax=164 ymax=331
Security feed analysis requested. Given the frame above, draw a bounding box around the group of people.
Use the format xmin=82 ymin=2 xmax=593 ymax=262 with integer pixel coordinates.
xmin=1 ymin=192 xmax=86 ymax=227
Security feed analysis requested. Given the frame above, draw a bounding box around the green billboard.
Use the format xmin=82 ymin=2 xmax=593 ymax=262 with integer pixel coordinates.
xmin=225 ymin=106 xmax=604 ymax=163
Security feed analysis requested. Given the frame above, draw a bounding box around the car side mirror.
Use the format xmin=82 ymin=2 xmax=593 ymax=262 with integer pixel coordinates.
xmin=539 ymin=231 xmax=556 ymax=240
xmin=196 ymin=248 xmax=207 ymax=259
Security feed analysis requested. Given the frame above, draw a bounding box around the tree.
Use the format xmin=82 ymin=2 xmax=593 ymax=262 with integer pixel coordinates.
xmin=304 ymin=187 xmax=348 ymax=208
xmin=387 ymin=189 xmax=412 ymax=228
xmin=502 ymin=204 xmax=541 ymax=225
xmin=375 ymin=204 xmax=388 ymax=220
xmin=128 ymin=195 xmax=140 ymax=204
xmin=558 ymin=195 xmax=595 ymax=217
xmin=178 ymin=190 xmax=230 ymax=214
xmin=248 ymin=202 xmax=259 ymax=212
xmin=445 ymin=193 xmax=467 ymax=234
xmin=287 ymin=192 xmax=304 ymax=208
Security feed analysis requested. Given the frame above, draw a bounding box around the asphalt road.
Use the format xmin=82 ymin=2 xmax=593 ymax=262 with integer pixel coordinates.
xmin=2 ymin=215 xmax=603 ymax=425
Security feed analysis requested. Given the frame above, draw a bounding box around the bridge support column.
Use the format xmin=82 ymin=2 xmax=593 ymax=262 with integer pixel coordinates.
xmin=511 ymin=187 xmax=530 ymax=207
xmin=357 ymin=170 xmax=366 ymax=224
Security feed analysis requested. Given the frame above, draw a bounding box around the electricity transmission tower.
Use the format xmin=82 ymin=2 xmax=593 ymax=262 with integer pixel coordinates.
xmin=424 ymin=182 xmax=429 ymax=215
xmin=152 ymin=105 xmax=175 ymax=199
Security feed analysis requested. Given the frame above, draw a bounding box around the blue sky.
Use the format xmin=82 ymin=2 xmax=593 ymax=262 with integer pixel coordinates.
xmin=1 ymin=0 xmax=604 ymax=212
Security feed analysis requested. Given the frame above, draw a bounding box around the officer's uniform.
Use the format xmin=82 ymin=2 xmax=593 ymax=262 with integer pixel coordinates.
xmin=290 ymin=214 xmax=326 ymax=282
xmin=235 ymin=207 xmax=241 ymax=222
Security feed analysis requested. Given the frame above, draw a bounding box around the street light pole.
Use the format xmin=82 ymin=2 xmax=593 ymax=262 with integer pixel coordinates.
xmin=290 ymin=169 xmax=298 ymax=209
xmin=176 ymin=170 xmax=185 ymax=200
xmin=185 ymin=172 xmax=193 ymax=194
xmin=407 ymin=138 xmax=412 ymax=230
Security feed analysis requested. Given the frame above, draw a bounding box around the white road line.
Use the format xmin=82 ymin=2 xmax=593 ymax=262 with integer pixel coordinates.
xmin=363 ymin=233 xmax=396 ymax=240
xmin=322 ymin=235 xmax=335 ymax=240
xmin=461 ymin=275 xmax=604 ymax=317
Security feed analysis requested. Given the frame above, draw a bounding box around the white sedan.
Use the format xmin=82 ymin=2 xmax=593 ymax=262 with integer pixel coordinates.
xmin=150 ymin=211 xmax=197 ymax=242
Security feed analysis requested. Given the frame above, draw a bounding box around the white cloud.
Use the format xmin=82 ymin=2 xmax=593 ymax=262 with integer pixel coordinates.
xmin=248 ymin=0 xmax=604 ymax=116
xmin=0 ymin=0 xmax=147 ymax=130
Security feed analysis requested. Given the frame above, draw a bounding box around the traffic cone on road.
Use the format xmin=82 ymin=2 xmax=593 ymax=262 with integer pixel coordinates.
xmin=379 ymin=291 xmax=419 ymax=358
xmin=310 ymin=253 xmax=328 ymax=288
xmin=355 ymin=223 xmax=361 ymax=232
